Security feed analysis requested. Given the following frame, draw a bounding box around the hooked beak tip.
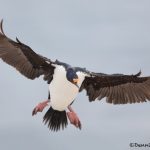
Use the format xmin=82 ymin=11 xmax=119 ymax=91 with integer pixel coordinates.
xmin=75 ymin=84 xmax=79 ymax=89
xmin=72 ymin=78 xmax=79 ymax=89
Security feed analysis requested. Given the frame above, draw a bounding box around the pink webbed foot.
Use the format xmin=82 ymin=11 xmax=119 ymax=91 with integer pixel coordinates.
xmin=67 ymin=106 xmax=81 ymax=129
xmin=32 ymin=100 xmax=49 ymax=116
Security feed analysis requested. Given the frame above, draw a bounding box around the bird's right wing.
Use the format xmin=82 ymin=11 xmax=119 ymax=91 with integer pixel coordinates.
xmin=79 ymin=71 xmax=150 ymax=104
xmin=0 ymin=20 xmax=55 ymax=82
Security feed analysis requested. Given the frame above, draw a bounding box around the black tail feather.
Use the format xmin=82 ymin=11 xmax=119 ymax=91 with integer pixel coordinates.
xmin=43 ymin=107 xmax=68 ymax=131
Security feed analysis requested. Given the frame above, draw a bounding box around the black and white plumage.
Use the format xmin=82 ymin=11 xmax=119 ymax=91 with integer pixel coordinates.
xmin=0 ymin=20 xmax=150 ymax=131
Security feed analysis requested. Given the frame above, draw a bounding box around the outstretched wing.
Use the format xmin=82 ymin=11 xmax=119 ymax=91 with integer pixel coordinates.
xmin=80 ymin=70 xmax=150 ymax=104
xmin=0 ymin=20 xmax=55 ymax=82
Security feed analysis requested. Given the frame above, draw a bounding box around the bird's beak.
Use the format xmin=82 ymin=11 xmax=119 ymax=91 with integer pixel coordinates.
xmin=73 ymin=78 xmax=79 ymax=89
xmin=73 ymin=78 xmax=79 ymax=84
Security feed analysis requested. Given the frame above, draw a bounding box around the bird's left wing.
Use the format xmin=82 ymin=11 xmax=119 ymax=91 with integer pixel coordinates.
xmin=79 ymin=71 xmax=150 ymax=104
xmin=0 ymin=20 xmax=55 ymax=83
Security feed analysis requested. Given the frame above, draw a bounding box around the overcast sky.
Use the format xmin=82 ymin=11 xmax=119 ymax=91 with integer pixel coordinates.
xmin=0 ymin=0 xmax=150 ymax=150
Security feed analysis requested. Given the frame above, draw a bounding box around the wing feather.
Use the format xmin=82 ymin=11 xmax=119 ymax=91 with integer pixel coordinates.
xmin=80 ymin=70 xmax=150 ymax=104
xmin=0 ymin=20 xmax=55 ymax=81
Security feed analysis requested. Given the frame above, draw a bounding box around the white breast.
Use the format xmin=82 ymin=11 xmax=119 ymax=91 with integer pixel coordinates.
xmin=49 ymin=66 xmax=86 ymax=111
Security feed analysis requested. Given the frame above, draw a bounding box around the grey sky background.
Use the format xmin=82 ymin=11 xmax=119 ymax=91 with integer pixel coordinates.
xmin=0 ymin=0 xmax=150 ymax=150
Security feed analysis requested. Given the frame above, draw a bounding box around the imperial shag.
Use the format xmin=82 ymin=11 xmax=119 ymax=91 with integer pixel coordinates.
xmin=0 ymin=20 xmax=150 ymax=131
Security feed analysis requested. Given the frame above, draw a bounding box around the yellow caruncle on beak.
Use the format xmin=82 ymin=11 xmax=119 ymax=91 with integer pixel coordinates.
xmin=73 ymin=78 xmax=79 ymax=84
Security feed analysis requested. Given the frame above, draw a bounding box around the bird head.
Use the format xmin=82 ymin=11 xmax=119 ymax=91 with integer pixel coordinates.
xmin=66 ymin=68 xmax=79 ymax=88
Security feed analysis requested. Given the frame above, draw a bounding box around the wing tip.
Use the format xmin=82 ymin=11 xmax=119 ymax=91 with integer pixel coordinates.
xmin=16 ymin=37 xmax=23 ymax=44
xmin=134 ymin=70 xmax=142 ymax=77
xmin=0 ymin=19 xmax=6 ymax=36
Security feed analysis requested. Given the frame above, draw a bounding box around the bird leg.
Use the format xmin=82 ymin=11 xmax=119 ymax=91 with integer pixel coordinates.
xmin=67 ymin=105 xmax=81 ymax=129
xmin=32 ymin=100 xmax=50 ymax=116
